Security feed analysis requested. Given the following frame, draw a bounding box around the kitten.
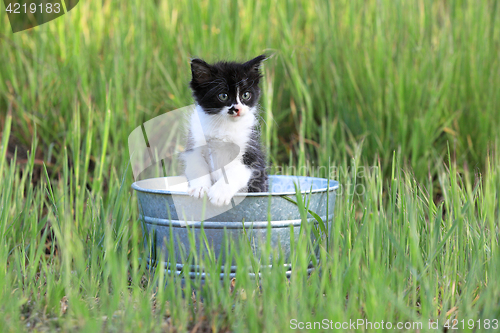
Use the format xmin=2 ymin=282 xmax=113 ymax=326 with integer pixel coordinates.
xmin=183 ymin=55 xmax=268 ymax=206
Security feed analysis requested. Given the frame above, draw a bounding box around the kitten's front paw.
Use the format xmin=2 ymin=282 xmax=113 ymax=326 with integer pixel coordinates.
xmin=188 ymin=178 xmax=211 ymax=199
xmin=188 ymin=186 xmax=210 ymax=199
xmin=208 ymin=182 xmax=235 ymax=206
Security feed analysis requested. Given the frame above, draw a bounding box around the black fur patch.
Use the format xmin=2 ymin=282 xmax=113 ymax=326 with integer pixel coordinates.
xmin=243 ymin=128 xmax=268 ymax=192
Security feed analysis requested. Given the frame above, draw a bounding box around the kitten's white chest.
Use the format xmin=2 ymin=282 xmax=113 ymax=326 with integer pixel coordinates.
xmin=189 ymin=106 xmax=255 ymax=183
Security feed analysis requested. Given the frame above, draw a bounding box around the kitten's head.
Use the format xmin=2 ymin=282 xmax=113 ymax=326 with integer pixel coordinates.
xmin=189 ymin=55 xmax=266 ymax=120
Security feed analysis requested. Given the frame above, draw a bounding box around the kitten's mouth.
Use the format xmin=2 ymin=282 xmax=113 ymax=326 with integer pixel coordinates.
xmin=229 ymin=112 xmax=246 ymax=120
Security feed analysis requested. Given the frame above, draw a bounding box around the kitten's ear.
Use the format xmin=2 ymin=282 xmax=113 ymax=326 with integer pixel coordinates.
xmin=244 ymin=54 xmax=267 ymax=72
xmin=191 ymin=59 xmax=212 ymax=83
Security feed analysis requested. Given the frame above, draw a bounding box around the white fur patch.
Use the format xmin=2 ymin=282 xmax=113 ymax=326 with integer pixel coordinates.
xmin=184 ymin=104 xmax=256 ymax=206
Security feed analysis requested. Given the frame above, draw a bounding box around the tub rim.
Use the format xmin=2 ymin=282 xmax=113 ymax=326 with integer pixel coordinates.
xmin=132 ymin=174 xmax=339 ymax=197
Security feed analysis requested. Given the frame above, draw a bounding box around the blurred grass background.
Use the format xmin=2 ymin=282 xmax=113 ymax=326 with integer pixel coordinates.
xmin=1 ymin=0 xmax=499 ymax=182
xmin=1 ymin=0 xmax=500 ymax=332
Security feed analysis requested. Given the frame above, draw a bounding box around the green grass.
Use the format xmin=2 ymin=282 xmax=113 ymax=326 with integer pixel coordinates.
xmin=1 ymin=0 xmax=500 ymax=331
xmin=1 ymin=0 xmax=499 ymax=180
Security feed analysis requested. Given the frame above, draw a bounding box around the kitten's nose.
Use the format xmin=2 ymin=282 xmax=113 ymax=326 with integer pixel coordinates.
xmin=228 ymin=106 xmax=241 ymax=116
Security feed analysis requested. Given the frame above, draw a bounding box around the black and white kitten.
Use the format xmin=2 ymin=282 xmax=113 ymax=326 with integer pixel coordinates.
xmin=183 ymin=55 xmax=268 ymax=206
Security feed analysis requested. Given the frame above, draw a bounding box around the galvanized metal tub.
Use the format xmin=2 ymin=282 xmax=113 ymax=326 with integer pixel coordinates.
xmin=132 ymin=175 xmax=339 ymax=279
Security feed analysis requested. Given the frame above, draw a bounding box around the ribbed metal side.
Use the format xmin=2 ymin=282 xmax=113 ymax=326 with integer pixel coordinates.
xmin=133 ymin=175 xmax=338 ymax=280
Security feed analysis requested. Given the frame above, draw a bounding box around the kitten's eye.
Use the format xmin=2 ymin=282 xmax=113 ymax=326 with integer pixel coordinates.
xmin=242 ymin=91 xmax=251 ymax=100
xmin=218 ymin=93 xmax=228 ymax=101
